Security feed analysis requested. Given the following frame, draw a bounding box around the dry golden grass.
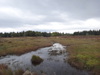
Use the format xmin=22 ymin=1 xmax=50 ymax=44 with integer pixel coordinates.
xmin=0 ymin=37 xmax=52 ymax=56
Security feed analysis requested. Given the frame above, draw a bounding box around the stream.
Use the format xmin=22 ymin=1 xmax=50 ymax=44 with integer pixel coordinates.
xmin=0 ymin=43 xmax=89 ymax=75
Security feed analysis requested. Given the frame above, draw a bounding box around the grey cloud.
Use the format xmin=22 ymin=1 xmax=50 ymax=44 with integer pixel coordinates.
xmin=0 ymin=16 xmax=22 ymax=28
xmin=0 ymin=0 xmax=100 ymax=31
xmin=1 ymin=0 xmax=100 ymax=18
xmin=10 ymin=0 xmax=100 ymax=19
xmin=52 ymin=0 xmax=100 ymax=19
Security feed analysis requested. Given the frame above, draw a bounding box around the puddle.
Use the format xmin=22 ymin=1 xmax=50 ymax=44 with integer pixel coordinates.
xmin=0 ymin=43 xmax=89 ymax=75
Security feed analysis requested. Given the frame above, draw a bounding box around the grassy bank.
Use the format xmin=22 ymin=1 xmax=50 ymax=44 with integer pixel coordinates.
xmin=63 ymin=36 xmax=100 ymax=75
xmin=0 ymin=36 xmax=100 ymax=75
xmin=48 ymin=36 xmax=100 ymax=75
xmin=0 ymin=37 xmax=52 ymax=56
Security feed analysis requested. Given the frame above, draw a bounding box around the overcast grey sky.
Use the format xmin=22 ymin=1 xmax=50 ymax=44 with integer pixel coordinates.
xmin=0 ymin=0 xmax=100 ymax=33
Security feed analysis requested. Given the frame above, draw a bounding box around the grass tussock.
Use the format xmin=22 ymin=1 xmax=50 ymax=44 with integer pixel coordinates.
xmin=31 ymin=55 xmax=43 ymax=66
xmin=14 ymin=69 xmax=24 ymax=75
xmin=0 ymin=36 xmax=100 ymax=75
xmin=0 ymin=64 xmax=13 ymax=75
xmin=0 ymin=64 xmax=24 ymax=75
xmin=0 ymin=64 xmax=8 ymax=69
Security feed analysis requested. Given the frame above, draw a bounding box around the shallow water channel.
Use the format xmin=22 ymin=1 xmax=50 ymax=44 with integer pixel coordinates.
xmin=0 ymin=43 xmax=89 ymax=75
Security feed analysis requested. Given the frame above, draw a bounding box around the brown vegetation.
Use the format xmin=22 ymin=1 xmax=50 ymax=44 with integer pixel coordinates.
xmin=0 ymin=37 xmax=52 ymax=56
xmin=0 ymin=36 xmax=100 ymax=75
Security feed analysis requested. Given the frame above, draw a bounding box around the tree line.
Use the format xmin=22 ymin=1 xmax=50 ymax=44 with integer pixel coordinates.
xmin=73 ymin=30 xmax=100 ymax=35
xmin=0 ymin=31 xmax=70 ymax=37
xmin=0 ymin=30 xmax=100 ymax=37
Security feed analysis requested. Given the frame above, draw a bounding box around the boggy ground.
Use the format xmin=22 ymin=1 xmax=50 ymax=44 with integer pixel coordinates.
xmin=0 ymin=36 xmax=100 ymax=75
xmin=0 ymin=37 xmax=52 ymax=56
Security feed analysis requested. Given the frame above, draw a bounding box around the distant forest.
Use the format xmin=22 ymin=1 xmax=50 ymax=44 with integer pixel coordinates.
xmin=73 ymin=30 xmax=100 ymax=35
xmin=0 ymin=30 xmax=100 ymax=37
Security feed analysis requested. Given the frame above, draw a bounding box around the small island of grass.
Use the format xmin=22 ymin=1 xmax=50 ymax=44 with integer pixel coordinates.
xmin=31 ymin=55 xmax=43 ymax=66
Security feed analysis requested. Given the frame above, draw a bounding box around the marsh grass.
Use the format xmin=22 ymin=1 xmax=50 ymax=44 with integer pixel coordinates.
xmin=0 ymin=64 xmax=13 ymax=75
xmin=0 ymin=64 xmax=8 ymax=69
xmin=49 ymin=36 xmax=100 ymax=75
xmin=0 ymin=36 xmax=100 ymax=75
xmin=63 ymin=36 xmax=100 ymax=75
xmin=0 ymin=37 xmax=52 ymax=56
xmin=0 ymin=69 xmax=13 ymax=75
xmin=31 ymin=55 xmax=43 ymax=66
xmin=0 ymin=64 xmax=24 ymax=75
xmin=14 ymin=69 xmax=24 ymax=75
